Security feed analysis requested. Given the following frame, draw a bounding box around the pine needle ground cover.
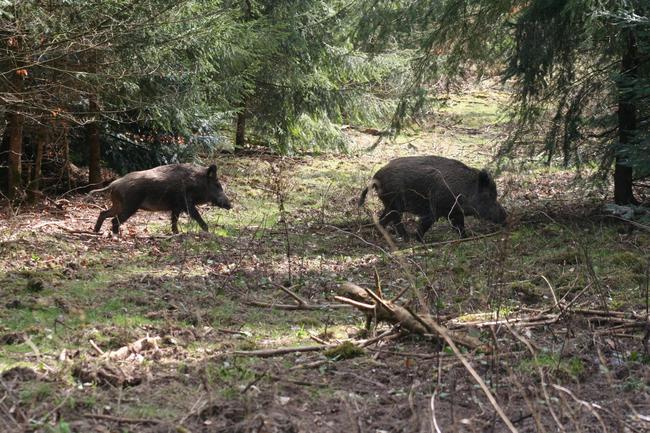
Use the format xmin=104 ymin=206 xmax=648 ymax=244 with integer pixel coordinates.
xmin=1 ymin=87 xmax=649 ymax=432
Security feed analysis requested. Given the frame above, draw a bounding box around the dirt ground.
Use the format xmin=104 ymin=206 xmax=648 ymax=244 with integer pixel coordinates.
xmin=1 ymin=89 xmax=649 ymax=433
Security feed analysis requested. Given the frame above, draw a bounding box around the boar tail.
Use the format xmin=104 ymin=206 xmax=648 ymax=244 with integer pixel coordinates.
xmin=358 ymin=187 xmax=369 ymax=207
xmin=88 ymin=179 xmax=116 ymax=194
xmin=358 ymin=179 xmax=379 ymax=207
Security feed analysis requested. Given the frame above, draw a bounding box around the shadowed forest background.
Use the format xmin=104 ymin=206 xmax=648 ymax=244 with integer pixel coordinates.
xmin=1 ymin=1 xmax=649 ymax=432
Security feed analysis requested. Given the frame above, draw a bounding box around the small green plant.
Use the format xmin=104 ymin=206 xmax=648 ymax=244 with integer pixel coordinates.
xmin=46 ymin=421 xmax=72 ymax=433
xmin=19 ymin=382 xmax=54 ymax=403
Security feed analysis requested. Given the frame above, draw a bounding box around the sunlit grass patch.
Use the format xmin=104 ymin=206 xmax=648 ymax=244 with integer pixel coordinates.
xmin=517 ymin=353 xmax=588 ymax=382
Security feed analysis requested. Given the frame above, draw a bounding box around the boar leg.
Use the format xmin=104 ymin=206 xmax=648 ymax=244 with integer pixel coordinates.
xmin=110 ymin=208 xmax=137 ymax=234
xmin=187 ymin=203 xmax=209 ymax=231
xmin=416 ymin=214 xmax=434 ymax=243
xmin=94 ymin=208 xmax=116 ymax=232
xmin=449 ymin=212 xmax=467 ymax=238
xmin=379 ymin=209 xmax=409 ymax=240
xmin=171 ymin=210 xmax=180 ymax=234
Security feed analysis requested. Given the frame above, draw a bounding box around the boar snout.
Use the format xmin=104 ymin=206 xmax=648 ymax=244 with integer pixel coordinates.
xmin=485 ymin=203 xmax=507 ymax=226
xmin=214 ymin=195 xmax=232 ymax=210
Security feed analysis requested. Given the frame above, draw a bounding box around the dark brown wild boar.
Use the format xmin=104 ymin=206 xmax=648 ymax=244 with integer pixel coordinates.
xmin=92 ymin=163 xmax=232 ymax=234
xmin=358 ymin=156 xmax=506 ymax=241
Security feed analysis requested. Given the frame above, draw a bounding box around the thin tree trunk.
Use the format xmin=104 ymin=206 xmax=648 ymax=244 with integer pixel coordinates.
xmin=0 ymin=123 xmax=10 ymax=192
xmin=614 ymin=28 xmax=639 ymax=205
xmin=61 ymin=120 xmax=71 ymax=190
xmin=29 ymin=124 xmax=47 ymax=197
xmin=235 ymin=110 xmax=246 ymax=148
xmin=87 ymin=96 xmax=101 ymax=185
xmin=7 ymin=110 xmax=24 ymax=198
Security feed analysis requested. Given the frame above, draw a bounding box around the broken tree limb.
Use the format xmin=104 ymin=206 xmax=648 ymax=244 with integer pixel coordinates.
xmin=275 ymin=283 xmax=310 ymax=306
xmin=333 ymin=295 xmax=375 ymax=310
xmin=103 ymin=336 xmax=161 ymax=361
xmin=338 ymin=282 xmax=483 ymax=351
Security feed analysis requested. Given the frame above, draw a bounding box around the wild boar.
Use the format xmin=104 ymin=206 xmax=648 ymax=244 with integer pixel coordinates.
xmin=358 ymin=156 xmax=506 ymax=241
xmin=92 ymin=163 xmax=232 ymax=234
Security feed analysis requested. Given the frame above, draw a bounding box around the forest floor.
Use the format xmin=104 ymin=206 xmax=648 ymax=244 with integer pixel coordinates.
xmin=1 ymin=85 xmax=650 ymax=433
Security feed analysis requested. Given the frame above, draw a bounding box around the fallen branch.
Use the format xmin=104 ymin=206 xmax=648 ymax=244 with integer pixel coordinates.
xmin=395 ymin=231 xmax=502 ymax=255
xmin=275 ymin=284 xmax=310 ymax=306
xmin=245 ymin=301 xmax=350 ymax=310
xmin=232 ymin=344 xmax=337 ymax=358
xmin=233 ymin=329 xmax=400 ymax=359
xmin=338 ymin=282 xmax=483 ymax=351
xmin=84 ymin=413 xmax=163 ymax=425
xmin=102 ymin=336 xmax=161 ymax=361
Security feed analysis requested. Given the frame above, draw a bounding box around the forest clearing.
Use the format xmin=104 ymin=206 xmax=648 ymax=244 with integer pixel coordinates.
xmin=2 ymin=87 xmax=649 ymax=432
xmin=2 ymin=1 xmax=650 ymax=432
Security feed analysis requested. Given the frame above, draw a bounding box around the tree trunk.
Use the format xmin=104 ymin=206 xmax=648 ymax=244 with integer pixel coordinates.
xmin=7 ymin=110 xmax=24 ymax=198
xmin=61 ymin=121 xmax=71 ymax=190
xmin=235 ymin=110 xmax=246 ymax=148
xmin=29 ymin=124 xmax=47 ymax=197
xmin=0 ymin=124 xmax=10 ymax=192
xmin=614 ymin=28 xmax=639 ymax=205
xmin=87 ymin=96 xmax=101 ymax=185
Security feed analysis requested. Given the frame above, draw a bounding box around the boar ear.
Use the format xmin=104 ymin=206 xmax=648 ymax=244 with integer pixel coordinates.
xmin=478 ymin=170 xmax=492 ymax=190
xmin=207 ymin=164 xmax=217 ymax=179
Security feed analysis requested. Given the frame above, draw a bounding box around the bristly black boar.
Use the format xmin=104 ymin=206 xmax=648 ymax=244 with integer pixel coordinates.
xmin=359 ymin=156 xmax=506 ymax=241
xmin=91 ymin=163 xmax=232 ymax=234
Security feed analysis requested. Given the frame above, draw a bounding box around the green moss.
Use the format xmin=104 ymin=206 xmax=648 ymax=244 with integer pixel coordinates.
xmin=324 ymin=341 xmax=364 ymax=360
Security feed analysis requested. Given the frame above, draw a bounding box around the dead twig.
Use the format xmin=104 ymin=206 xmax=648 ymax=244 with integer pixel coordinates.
xmin=395 ymin=230 xmax=502 ymax=254
xmin=84 ymin=413 xmax=164 ymax=425
xmin=89 ymin=339 xmax=104 ymax=355
xmin=232 ymin=344 xmax=337 ymax=358
xmin=428 ymin=317 xmax=519 ymax=432
xmin=245 ymin=301 xmax=350 ymax=310
xmin=551 ymin=384 xmax=608 ymax=432
xmin=234 ymin=329 xmax=399 ymax=359
xmin=275 ymin=283 xmax=310 ymax=306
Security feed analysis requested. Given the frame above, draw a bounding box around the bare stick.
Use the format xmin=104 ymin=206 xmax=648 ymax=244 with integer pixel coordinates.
xmin=427 ymin=319 xmax=519 ymax=432
xmin=431 ymin=390 xmax=443 ymax=433
xmin=396 ymin=231 xmax=502 ymax=254
xmin=373 ymin=268 xmax=383 ymax=298
xmin=89 ymin=339 xmax=104 ymax=355
xmin=216 ymin=328 xmax=251 ymax=337
xmin=551 ymin=384 xmax=608 ymax=432
xmin=84 ymin=413 xmax=163 ymax=424
xmin=541 ymin=274 xmax=558 ymax=308
xmin=245 ymin=301 xmax=350 ymax=310
xmin=391 ymin=285 xmax=410 ymax=303
xmin=232 ymin=344 xmax=337 ymax=358
xmin=275 ymin=284 xmax=309 ymax=306
xmin=334 ymin=295 xmax=376 ymax=310
xmin=363 ymin=287 xmax=393 ymax=311
xmin=360 ymin=327 xmax=401 ymax=347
